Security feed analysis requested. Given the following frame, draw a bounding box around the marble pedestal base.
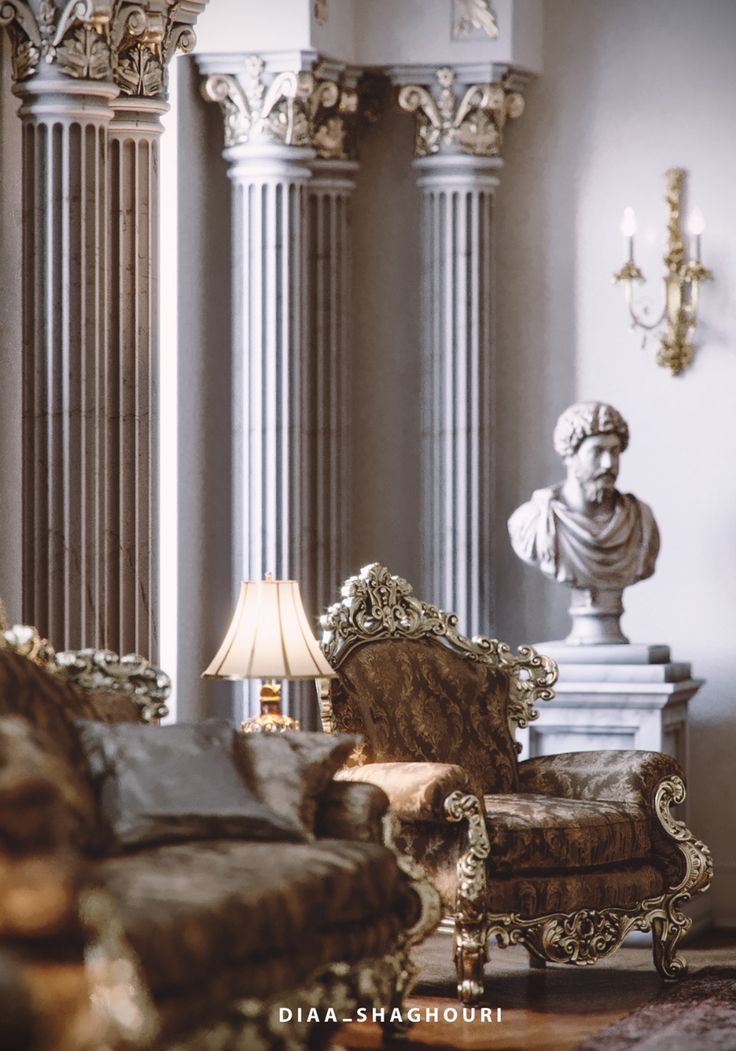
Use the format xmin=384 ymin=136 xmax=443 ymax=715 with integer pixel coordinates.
xmin=516 ymin=642 xmax=702 ymax=819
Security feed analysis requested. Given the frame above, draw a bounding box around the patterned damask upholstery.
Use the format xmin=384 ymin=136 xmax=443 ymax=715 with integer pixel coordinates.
xmin=333 ymin=637 xmax=519 ymax=797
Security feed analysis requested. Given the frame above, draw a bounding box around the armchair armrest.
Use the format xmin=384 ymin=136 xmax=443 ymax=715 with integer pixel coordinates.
xmin=518 ymin=750 xmax=685 ymax=809
xmin=313 ymin=780 xmax=389 ymax=844
xmin=335 ymin=762 xmax=472 ymax=823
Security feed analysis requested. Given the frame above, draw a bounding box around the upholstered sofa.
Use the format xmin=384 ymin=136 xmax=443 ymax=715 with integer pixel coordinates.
xmin=0 ymin=624 xmax=440 ymax=1051
xmin=319 ymin=564 xmax=713 ymax=1004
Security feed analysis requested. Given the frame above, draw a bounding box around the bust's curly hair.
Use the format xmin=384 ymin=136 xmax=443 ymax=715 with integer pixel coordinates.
xmin=553 ymin=402 xmax=629 ymax=458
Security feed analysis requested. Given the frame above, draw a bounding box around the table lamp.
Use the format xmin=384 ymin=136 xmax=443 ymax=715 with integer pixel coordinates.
xmin=202 ymin=574 xmax=336 ymax=733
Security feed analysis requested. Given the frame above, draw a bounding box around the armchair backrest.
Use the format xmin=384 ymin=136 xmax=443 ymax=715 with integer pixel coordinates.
xmin=319 ymin=564 xmax=557 ymax=798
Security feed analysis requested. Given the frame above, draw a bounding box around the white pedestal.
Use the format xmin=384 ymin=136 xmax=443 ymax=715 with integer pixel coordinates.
xmin=516 ymin=643 xmax=702 ymax=818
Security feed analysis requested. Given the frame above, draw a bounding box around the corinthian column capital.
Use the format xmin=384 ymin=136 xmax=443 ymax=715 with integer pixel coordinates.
xmin=200 ymin=54 xmax=362 ymax=160
xmin=111 ymin=0 xmax=204 ymax=100
xmin=0 ymin=0 xmax=206 ymax=97
xmin=0 ymin=0 xmax=112 ymax=82
xmin=397 ymin=65 xmax=525 ymax=159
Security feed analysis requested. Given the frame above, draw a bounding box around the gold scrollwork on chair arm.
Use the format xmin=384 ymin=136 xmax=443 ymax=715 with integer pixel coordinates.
xmin=443 ymin=790 xmax=490 ymax=908
xmin=654 ymin=775 xmax=713 ymax=899
xmin=319 ymin=563 xmax=557 ymax=740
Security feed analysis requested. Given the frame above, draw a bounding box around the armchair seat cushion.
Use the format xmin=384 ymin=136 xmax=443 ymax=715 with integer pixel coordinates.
xmin=96 ymin=837 xmax=415 ymax=997
xmin=483 ymin=793 xmax=652 ymax=873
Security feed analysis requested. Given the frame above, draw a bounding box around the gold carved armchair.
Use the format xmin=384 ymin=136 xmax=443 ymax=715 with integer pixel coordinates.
xmin=319 ymin=564 xmax=713 ymax=1004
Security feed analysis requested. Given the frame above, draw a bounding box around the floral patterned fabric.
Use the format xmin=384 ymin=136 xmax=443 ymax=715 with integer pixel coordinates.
xmin=335 ymin=761 xmax=471 ymax=822
xmin=483 ymin=793 xmax=652 ymax=872
xmin=518 ymin=750 xmax=684 ymax=809
xmin=329 ymin=637 xmax=518 ymax=797
xmin=95 ymin=838 xmax=412 ymax=997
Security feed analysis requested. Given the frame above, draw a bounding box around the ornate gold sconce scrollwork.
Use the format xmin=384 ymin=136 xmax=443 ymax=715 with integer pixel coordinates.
xmin=613 ymin=168 xmax=712 ymax=376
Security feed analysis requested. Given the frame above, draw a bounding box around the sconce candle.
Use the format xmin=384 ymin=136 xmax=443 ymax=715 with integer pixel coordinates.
xmin=687 ymin=207 xmax=705 ymax=263
xmin=613 ymin=169 xmax=712 ymax=375
xmin=620 ymin=206 xmax=637 ymax=262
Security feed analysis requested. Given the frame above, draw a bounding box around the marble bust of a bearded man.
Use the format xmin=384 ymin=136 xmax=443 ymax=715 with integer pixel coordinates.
xmin=508 ymin=402 xmax=660 ymax=644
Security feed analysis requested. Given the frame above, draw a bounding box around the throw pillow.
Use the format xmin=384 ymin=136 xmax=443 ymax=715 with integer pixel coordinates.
xmin=76 ymin=718 xmax=306 ymax=849
xmin=234 ymin=731 xmax=359 ymax=837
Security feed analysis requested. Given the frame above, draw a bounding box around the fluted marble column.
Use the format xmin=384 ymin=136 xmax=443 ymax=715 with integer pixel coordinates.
xmin=307 ymin=156 xmax=357 ymax=614
xmin=399 ymin=66 xmax=526 ymax=637
xmin=2 ymin=0 xmax=205 ymax=653
xmin=16 ymin=72 xmax=117 ymax=649
xmin=201 ymin=57 xmax=359 ymax=723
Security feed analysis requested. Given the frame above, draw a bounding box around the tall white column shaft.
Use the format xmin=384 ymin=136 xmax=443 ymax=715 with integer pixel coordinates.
xmin=201 ymin=59 xmax=360 ymax=725
xmin=398 ymin=65 xmax=526 ymax=637
xmin=16 ymin=77 xmax=117 ymax=648
xmin=107 ymin=98 xmax=167 ymax=657
xmin=228 ymin=143 xmax=313 ymax=718
xmin=417 ymin=156 xmax=500 ymax=637
xmin=307 ymin=158 xmax=357 ymax=616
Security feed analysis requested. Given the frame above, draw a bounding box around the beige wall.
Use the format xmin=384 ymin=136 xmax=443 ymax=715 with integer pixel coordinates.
xmin=493 ymin=0 xmax=736 ymax=923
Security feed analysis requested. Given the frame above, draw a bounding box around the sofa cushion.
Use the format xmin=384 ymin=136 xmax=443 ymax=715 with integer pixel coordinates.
xmin=234 ymin=731 xmax=359 ymax=836
xmin=95 ymin=838 xmax=408 ymax=996
xmin=77 ymin=719 xmax=305 ymax=849
xmin=483 ymin=793 xmax=652 ymax=873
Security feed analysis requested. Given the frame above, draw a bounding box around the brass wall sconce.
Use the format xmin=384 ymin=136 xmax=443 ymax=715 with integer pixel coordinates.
xmin=613 ymin=168 xmax=712 ymax=376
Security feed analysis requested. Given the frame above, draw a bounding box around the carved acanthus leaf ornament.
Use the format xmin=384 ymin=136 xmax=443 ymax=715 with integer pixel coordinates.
xmin=203 ymin=56 xmax=360 ymax=159
xmin=0 ymin=0 xmax=198 ymax=95
xmin=398 ymin=66 xmax=524 ymax=158
xmin=0 ymin=0 xmax=112 ymax=81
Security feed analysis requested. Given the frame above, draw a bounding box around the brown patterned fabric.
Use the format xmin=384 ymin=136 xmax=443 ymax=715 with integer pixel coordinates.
xmin=518 ymin=751 xmax=684 ymax=809
xmin=153 ymin=913 xmax=406 ymax=1042
xmin=234 ymin=731 xmax=358 ymax=836
xmin=96 ymin=838 xmax=408 ymax=996
xmin=408 ymin=827 xmax=667 ymax=915
xmin=335 ymin=761 xmax=472 ymax=823
xmin=0 ymin=649 xmax=108 ymax=853
xmin=314 ymin=781 xmax=389 ymax=843
xmin=483 ymin=793 xmax=652 ymax=873
xmin=329 ymin=637 xmax=518 ymax=797
xmin=0 ymin=716 xmax=72 ymax=852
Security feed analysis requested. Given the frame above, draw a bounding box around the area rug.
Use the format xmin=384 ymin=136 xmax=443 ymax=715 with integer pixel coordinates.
xmin=572 ymin=967 xmax=736 ymax=1051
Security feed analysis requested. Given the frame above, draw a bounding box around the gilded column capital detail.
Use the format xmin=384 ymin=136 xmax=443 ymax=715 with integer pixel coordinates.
xmin=0 ymin=0 xmax=112 ymax=82
xmin=1 ymin=0 xmax=203 ymax=91
xmin=202 ymin=57 xmax=363 ymax=159
xmin=111 ymin=1 xmax=198 ymax=99
xmin=202 ymin=57 xmax=315 ymax=149
xmin=398 ymin=66 xmax=524 ymax=159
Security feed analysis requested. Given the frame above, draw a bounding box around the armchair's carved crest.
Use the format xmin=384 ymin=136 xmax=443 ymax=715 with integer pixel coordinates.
xmin=320 ymin=563 xmax=557 ymax=742
xmin=1 ymin=624 xmax=170 ymax=723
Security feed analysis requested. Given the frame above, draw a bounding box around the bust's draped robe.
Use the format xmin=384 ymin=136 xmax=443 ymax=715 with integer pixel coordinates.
xmin=508 ymin=485 xmax=660 ymax=590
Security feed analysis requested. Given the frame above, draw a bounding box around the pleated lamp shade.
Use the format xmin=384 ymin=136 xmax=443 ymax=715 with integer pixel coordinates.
xmin=203 ymin=578 xmax=336 ymax=682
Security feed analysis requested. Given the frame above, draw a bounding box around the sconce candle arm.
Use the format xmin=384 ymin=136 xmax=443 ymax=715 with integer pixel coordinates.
xmin=612 ymin=169 xmax=713 ymax=376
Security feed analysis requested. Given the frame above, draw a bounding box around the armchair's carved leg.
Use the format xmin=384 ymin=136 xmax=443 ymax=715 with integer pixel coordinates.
xmin=528 ymin=950 xmax=547 ymax=970
xmin=651 ymin=914 xmax=687 ymax=981
xmin=444 ymin=791 xmax=491 ymax=1005
xmin=454 ymin=919 xmax=489 ymax=1004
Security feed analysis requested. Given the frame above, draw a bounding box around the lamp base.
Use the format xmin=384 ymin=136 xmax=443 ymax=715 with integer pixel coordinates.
xmin=241 ymin=682 xmax=300 ymax=735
